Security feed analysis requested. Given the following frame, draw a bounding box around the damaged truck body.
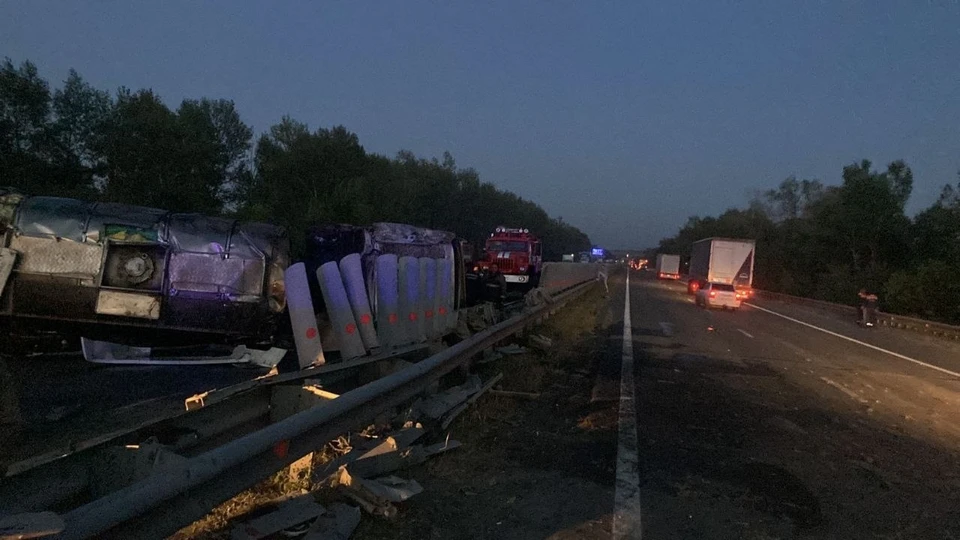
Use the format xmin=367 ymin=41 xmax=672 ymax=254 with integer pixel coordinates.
xmin=0 ymin=189 xmax=472 ymax=359
xmin=0 ymin=190 xmax=289 ymax=347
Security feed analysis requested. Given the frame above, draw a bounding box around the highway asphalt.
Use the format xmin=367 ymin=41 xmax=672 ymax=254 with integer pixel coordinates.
xmin=617 ymin=269 xmax=960 ymax=538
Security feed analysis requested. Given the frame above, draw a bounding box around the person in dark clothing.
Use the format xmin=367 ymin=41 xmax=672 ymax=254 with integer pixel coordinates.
xmin=484 ymin=263 xmax=507 ymax=304
xmin=858 ymin=289 xmax=879 ymax=327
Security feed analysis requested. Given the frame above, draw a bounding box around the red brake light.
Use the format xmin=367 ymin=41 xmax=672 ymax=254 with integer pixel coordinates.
xmin=709 ymin=291 xmax=717 ymax=298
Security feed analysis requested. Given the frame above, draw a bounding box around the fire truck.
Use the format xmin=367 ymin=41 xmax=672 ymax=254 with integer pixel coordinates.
xmin=472 ymin=226 xmax=543 ymax=290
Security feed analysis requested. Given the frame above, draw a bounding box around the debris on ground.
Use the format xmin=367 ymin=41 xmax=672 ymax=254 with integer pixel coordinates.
xmin=475 ymin=349 xmax=504 ymax=365
xmin=336 ymin=470 xmax=423 ymax=519
xmin=229 ymin=493 xmax=324 ymax=540
xmin=488 ymin=389 xmax=541 ymax=400
xmin=439 ymin=373 xmax=502 ymax=429
xmin=410 ymin=375 xmax=483 ymax=420
xmin=528 ymin=334 xmax=553 ymax=350
xmin=0 ymin=511 xmax=65 ymax=540
xmin=495 ymin=344 xmax=528 ymax=355
xmin=303 ymin=503 xmax=361 ymax=540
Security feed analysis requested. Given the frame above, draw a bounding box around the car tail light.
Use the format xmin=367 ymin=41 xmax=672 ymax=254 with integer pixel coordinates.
xmin=709 ymin=291 xmax=717 ymax=298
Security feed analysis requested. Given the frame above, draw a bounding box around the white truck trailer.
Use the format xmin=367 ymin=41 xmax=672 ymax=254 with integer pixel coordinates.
xmin=656 ymin=253 xmax=681 ymax=280
xmin=687 ymin=238 xmax=755 ymax=295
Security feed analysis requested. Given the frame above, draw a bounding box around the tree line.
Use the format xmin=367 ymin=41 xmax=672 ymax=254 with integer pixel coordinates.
xmin=658 ymin=160 xmax=960 ymax=323
xmin=0 ymin=58 xmax=591 ymax=260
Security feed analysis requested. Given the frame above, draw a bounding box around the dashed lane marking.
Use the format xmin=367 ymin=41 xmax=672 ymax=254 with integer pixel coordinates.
xmin=737 ymin=329 xmax=754 ymax=339
xmin=614 ymin=272 xmax=643 ymax=539
xmin=745 ymin=302 xmax=960 ymax=380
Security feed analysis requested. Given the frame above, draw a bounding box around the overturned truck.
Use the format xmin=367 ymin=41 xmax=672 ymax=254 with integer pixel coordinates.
xmin=301 ymin=222 xmax=468 ymax=360
xmin=0 ymin=190 xmax=289 ymax=347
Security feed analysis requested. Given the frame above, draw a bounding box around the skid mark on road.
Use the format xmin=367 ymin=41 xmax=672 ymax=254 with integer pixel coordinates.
xmin=614 ymin=272 xmax=642 ymax=539
xmin=746 ymin=302 xmax=960 ymax=380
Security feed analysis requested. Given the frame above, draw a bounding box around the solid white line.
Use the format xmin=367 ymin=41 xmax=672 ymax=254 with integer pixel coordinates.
xmin=745 ymin=302 xmax=960 ymax=379
xmin=613 ymin=272 xmax=643 ymax=539
xmin=737 ymin=329 xmax=754 ymax=339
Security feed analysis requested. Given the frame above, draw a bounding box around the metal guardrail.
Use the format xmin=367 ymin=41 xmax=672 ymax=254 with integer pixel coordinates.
xmin=754 ymin=289 xmax=960 ymax=340
xmin=50 ymin=278 xmax=597 ymax=539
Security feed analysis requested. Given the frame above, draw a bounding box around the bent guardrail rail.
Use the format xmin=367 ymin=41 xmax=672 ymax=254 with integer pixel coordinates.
xmin=48 ymin=279 xmax=596 ymax=539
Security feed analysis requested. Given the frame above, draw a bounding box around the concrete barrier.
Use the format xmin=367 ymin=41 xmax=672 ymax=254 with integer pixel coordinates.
xmin=538 ymin=262 xmax=601 ymax=295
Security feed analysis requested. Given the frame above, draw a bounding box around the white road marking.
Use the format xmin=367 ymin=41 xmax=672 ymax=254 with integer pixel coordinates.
xmin=614 ymin=272 xmax=642 ymax=539
xmin=658 ymin=322 xmax=674 ymax=337
xmin=737 ymin=329 xmax=754 ymax=339
xmin=745 ymin=302 xmax=960 ymax=380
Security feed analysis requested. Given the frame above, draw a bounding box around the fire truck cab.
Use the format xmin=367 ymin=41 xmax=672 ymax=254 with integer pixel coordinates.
xmin=474 ymin=226 xmax=542 ymax=289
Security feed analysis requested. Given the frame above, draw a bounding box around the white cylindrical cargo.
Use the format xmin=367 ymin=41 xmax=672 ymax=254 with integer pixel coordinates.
xmin=420 ymin=257 xmax=438 ymax=338
xmin=375 ymin=254 xmax=401 ymax=348
xmin=437 ymin=257 xmax=454 ymax=334
xmin=284 ymin=263 xmax=325 ymax=368
xmin=398 ymin=256 xmax=421 ymax=345
xmin=317 ymin=261 xmax=366 ymax=360
xmin=339 ymin=253 xmax=379 ymax=351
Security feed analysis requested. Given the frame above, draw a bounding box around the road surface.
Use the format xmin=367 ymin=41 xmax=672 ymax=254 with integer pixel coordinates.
xmin=609 ymin=270 xmax=960 ymax=538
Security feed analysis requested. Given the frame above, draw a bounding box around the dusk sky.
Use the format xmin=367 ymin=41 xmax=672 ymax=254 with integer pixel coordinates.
xmin=2 ymin=1 xmax=958 ymax=249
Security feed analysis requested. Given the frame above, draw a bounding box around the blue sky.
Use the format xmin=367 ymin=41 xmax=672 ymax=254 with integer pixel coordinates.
xmin=2 ymin=1 xmax=958 ymax=248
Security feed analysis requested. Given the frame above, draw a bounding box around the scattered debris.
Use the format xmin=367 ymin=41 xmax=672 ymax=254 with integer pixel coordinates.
xmin=229 ymin=493 xmax=324 ymax=540
xmin=314 ymin=428 xmax=425 ymax=484
xmin=439 ymin=373 xmax=503 ymax=429
xmin=496 ymin=344 xmax=529 ymax=356
xmin=489 ymin=389 xmax=541 ymax=400
xmin=528 ymin=334 xmax=553 ymax=350
xmin=476 ymin=349 xmax=505 ymax=365
xmin=337 ymin=469 xmax=423 ymax=503
xmin=81 ymin=337 xmax=286 ymax=368
xmin=0 ymin=511 xmax=64 ymax=540
xmin=303 ymin=503 xmax=361 ymax=540
xmin=707 ymin=326 xmax=715 ymax=332
xmin=412 ymin=375 xmax=483 ymax=420
xmin=345 ymin=440 xmax=461 ymax=479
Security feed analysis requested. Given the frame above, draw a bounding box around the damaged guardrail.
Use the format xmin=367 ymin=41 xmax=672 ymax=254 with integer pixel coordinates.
xmin=40 ymin=279 xmax=595 ymax=539
xmin=754 ymin=289 xmax=960 ymax=340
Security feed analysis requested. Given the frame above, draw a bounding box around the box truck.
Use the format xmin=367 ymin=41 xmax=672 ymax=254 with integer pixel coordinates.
xmin=687 ymin=238 xmax=755 ymax=295
xmin=656 ymin=254 xmax=681 ymax=280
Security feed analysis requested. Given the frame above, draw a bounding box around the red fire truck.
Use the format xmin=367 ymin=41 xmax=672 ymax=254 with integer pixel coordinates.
xmin=473 ymin=226 xmax=543 ymax=289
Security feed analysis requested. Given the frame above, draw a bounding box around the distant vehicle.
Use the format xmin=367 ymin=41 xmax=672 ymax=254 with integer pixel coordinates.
xmin=656 ymin=254 xmax=681 ymax=280
xmin=687 ymin=237 xmax=755 ymax=297
xmin=694 ymin=282 xmax=743 ymax=310
xmin=562 ymin=253 xmax=575 ymax=262
xmin=470 ymin=226 xmax=542 ymax=289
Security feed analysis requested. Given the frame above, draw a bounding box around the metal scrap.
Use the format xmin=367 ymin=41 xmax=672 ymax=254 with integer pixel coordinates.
xmin=495 ymin=344 xmax=528 ymax=355
xmin=303 ymin=503 xmax=362 ymax=540
xmin=229 ymin=493 xmax=324 ymax=540
xmin=80 ymin=337 xmax=286 ymax=367
xmin=528 ymin=334 xmax=553 ymax=350
xmin=313 ymin=428 xmax=425 ymax=484
xmin=411 ymin=375 xmax=483 ymax=420
xmin=337 ymin=469 xmax=423 ymax=503
xmin=345 ymin=440 xmax=461 ymax=479
xmin=439 ymin=373 xmax=503 ymax=430
xmin=0 ymin=511 xmax=64 ymax=540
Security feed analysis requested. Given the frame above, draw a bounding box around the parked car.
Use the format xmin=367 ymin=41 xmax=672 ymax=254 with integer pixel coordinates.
xmin=694 ymin=282 xmax=743 ymax=310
